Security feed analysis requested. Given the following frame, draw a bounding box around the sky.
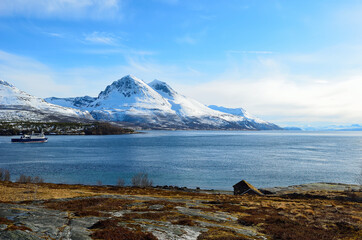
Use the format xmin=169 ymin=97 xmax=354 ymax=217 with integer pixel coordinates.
xmin=0 ymin=0 xmax=361 ymax=127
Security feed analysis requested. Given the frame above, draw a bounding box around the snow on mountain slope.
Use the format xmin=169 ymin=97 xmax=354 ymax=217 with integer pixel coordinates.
xmin=208 ymin=105 xmax=280 ymax=130
xmin=90 ymin=75 xmax=171 ymax=110
xmin=208 ymin=105 xmax=266 ymax=123
xmin=45 ymin=96 xmax=96 ymax=110
xmin=41 ymin=75 xmax=281 ymax=130
xmin=148 ymin=79 xmax=225 ymax=118
xmin=87 ymin=75 xmax=183 ymax=126
xmin=0 ymin=80 xmax=93 ymax=122
xmin=148 ymin=79 xmax=277 ymax=129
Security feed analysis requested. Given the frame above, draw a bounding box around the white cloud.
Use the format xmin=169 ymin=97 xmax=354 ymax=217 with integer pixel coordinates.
xmin=0 ymin=50 xmax=199 ymax=98
xmin=84 ymin=32 xmax=118 ymax=45
xmin=0 ymin=50 xmax=72 ymax=97
xmin=173 ymin=44 xmax=362 ymax=125
xmin=0 ymin=0 xmax=122 ymax=20
xmin=332 ymin=3 xmax=362 ymax=27
xmin=315 ymin=80 xmax=328 ymax=84
xmin=178 ymin=71 xmax=362 ymax=125
xmin=1 ymin=48 xmax=361 ymax=126
xmin=176 ymin=28 xmax=208 ymax=45
xmin=46 ymin=32 xmax=64 ymax=38
xmin=227 ymin=50 xmax=274 ymax=55
xmin=80 ymin=48 xmax=156 ymax=56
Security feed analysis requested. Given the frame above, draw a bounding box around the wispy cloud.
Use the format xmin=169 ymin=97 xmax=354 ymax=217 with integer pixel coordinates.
xmin=1 ymin=46 xmax=361 ymax=125
xmin=83 ymin=48 xmax=156 ymax=55
xmin=0 ymin=0 xmax=123 ymax=20
xmin=315 ymin=80 xmax=329 ymax=84
xmin=228 ymin=50 xmax=274 ymax=55
xmin=177 ymin=47 xmax=362 ymax=125
xmin=83 ymin=32 xmax=119 ymax=45
xmin=176 ymin=35 xmax=197 ymax=45
xmin=0 ymin=49 xmax=197 ymax=98
xmin=46 ymin=32 xmax=64 ymax=38
xmin=332 ymin=3 xmax=362 ymax=27
xmin=0 ymin=50 xmax=71 ymax=97
xmin=176 ymin=28 xmax=208 ymax=45
xmin=179 ymin=74 xmax=362 ymax=124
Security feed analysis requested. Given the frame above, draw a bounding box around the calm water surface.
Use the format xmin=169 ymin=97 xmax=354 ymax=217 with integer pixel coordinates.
xmin=0 ymin=131 xmax=361 ymax=190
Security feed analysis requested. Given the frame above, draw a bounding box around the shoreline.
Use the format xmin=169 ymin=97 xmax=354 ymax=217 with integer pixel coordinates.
xmin=0 ymin=121 xmax=135 ymax=136
xmin=0 ymin=181 xmax=361 ymax=239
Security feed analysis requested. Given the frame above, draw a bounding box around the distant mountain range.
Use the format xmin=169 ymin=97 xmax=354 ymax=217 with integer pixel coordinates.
xmin=1 ymin=75 xmax=281 ymax=130
xmin=0 ymin=80 xmax=93 ymax=122
xmin=301 ymin=124 xmax=362 ymax=131
xmin=279 ymin=124 xmax=362 ymax=131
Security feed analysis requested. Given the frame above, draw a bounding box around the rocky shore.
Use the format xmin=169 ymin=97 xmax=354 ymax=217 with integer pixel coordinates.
xmin=0 ymin=181 xmax=361 ymax=240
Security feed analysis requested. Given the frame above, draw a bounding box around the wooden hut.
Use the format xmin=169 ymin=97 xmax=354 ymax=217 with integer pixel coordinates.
xmin=233 ymin=180 xmax=264 ymax=196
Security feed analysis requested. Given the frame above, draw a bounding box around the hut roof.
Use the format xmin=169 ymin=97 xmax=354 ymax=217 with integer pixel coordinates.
xmin=233 ymin=180 xmax=264 ymax=196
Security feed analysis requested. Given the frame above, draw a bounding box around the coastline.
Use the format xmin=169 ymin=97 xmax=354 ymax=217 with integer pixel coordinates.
xmin=0 ymin=181 xmax=360 ymax=239
xmin=0 ymin=121 xmax=135 ymax=136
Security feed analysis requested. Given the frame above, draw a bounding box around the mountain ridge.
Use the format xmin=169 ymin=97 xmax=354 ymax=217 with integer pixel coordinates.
xmin=1 ymin=76 xmax=281 ymax=130
xmin=46 ymin=75 xmax=281 ymax=130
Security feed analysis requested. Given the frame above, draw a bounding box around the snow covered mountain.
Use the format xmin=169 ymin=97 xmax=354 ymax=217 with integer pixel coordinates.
xmin=0 ymin=80 xmax=93 ymax=122
xmin=208 ymin=105 xmax=280 ymax=130
xmin=44 ymin=75 xmax=281 ymax=130
xmin=86 ymin=75 xmax=185 ymax=128
xmin=45 ymin=96 xmax=96 ymax=110
xmin=148 ymin=79 xmax=266 ymax=129
xmin=301 ymin=124 xmax=362 ymax=131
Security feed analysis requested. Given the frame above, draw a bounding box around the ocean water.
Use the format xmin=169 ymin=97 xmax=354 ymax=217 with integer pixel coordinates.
xmin=0 ymin=131 xmax=361 ymax=190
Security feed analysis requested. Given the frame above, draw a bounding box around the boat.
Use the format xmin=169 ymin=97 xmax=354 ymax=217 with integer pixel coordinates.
xmin=11 ymin=130 xmax=48 ymax=143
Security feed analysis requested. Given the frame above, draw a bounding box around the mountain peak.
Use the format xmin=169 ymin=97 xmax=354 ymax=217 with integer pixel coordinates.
xmin=121 ymin=74 xmax=140 ymax=82
xmin=90 ymin=75 xmax=172 ymax=112
xmin=148 ymin=79 xmax=177 ymax=98
xmin=98 ymin=75 xmax=148 ymax=99
xmin=114 ymin=75 xmax=145 ymax=86
xmin=0 ymin=80 xmax=14 ymax=88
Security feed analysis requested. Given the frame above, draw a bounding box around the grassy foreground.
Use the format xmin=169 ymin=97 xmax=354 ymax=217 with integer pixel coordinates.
xmin=0 ymin=181 xmax=361 ymax=240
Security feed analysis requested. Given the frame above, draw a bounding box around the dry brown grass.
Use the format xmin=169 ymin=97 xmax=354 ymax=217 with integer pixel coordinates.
xmin=90 ymin=219 xmax=157 ymax=240
xmin=262 ymin=215 xmax=336 ymax=240
xmin=129 ymin=200 xmax=186 ymax=211
xmin=0 ymin=216 xmax=33 ymax=232
xmin=91 ymin=226 xmax=157 ymax=240
xmin=0 ymin=181 xmax=99 ymax=202
xmin=0 ymin=181 xmax=213 ymax=203
xmin=5 ymin=224 xmax=33 ymax=232
xmin=200 ymin=202 xmax=247 ymax=213
xmin=197 ymin=227 xmax=252 ymax=240
xmin=1 ymin=181 xmax=361 ymax=240
xmin=89 ymin=219 xmax=120 ymax=229
xmin=121 ymin=211 xmax=180 ymax=221
xmin=0 ymin=217 xmax=12 ymax=225
xmin=236 ymin=196 xmax=362 ymax=240
xmin=171 ymin=216 xmax=196 ymax=226
xmin=45 ymin=197 xmax=132 ymax=217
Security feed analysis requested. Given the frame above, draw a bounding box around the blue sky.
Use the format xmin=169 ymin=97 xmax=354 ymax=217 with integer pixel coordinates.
xmin=0 ymin=0 xmax=361 ymax=127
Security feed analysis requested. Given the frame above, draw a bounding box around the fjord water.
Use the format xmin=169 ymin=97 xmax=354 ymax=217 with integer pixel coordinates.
xmin=0 ymin=131 xmax=361 ymax=190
